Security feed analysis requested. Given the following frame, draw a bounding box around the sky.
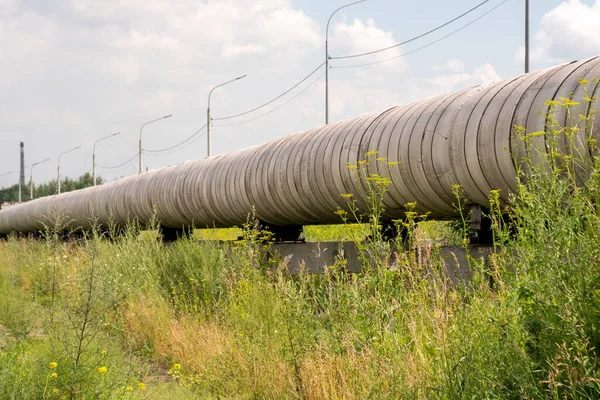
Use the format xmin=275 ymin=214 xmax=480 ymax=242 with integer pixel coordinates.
xmin=1 ymin=0 xmax=600 ymax=186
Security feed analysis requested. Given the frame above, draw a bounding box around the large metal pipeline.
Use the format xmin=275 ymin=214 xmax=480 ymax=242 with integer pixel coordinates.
xmin=1 ymin=56 xmax=599 ymax=235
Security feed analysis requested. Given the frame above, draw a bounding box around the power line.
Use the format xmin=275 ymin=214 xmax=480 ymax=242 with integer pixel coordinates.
xmin=97 ymin=153 xmax=138 ymax=170
xmin=144 ymin=124 xmax=207 ymax=154
xmin=146 ymin=133 xmax=205 ymax=157
xmin=105 ymin=163 xmax=138 ymax=176
xmin=212 ymin=62 xmax=325 ymax=121
xmin=214 ymin=71 xmax=326 ymax=127
xmin=333 ymin=0 xmax=509 ymax=69
xmin=330 ymin=0 xmax=492 ymax=60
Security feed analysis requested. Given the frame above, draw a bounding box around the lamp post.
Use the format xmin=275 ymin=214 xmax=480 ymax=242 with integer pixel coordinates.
xmin=525 ymin=0 xmax=529 ymax=73
xmin=207 ymin=75 xmax=247 ymax=158
xmin=325 ymin=0 xmax=366 ymax=125
xmin=93 ymin=132 xmax=121 ymax=186
xmin=57 ymin=146 xmax=81 ymax=194
xmin=29 ymin=158 xmax=50 ymax=200
xmin=139 ymin=114 xmax=172 ymax=174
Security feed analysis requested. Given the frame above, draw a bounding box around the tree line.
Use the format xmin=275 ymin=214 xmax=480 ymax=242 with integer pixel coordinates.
xmin=0 ymin=173 xmax=104 ymax=203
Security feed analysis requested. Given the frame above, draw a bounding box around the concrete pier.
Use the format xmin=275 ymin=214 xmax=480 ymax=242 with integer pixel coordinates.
xmin=268 ymin=242 xmax=494 ymax=283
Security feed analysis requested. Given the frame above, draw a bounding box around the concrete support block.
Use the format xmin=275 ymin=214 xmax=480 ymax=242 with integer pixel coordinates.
xmin=268 ymin=242 xmax=495 ymax=284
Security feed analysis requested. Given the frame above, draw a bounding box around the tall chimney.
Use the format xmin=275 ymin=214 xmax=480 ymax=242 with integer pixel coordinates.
xmin=19 ymin=142 xmax=25 ymax=202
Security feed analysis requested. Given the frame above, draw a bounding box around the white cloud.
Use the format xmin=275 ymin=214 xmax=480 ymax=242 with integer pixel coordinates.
xmin=331 ymin=17 xmax=407 ymax=71
xmin=222 ymin=43 xmax=267 ymax=58
xmin=410 ymin=63 xmax=501 ymax=100
xmin=515 ymin=0 xmax=600 ymax=66
xmin=0 ymin=0 xmax=15 ymax=15
xmin=432 ymin=59 xmax=465 ymax=73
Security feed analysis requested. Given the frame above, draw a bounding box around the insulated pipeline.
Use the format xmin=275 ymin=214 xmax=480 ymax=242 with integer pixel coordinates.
xmin=1 ymin=56 xmax=599 ymax=234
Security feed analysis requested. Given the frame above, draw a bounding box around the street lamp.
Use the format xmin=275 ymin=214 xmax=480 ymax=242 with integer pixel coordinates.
xmin=207 ymin=74 xmax=247 ymax=158
xmin=93 ymin=132 xmax=121 ymax=186
xmin=525 ymin=0 xmax=529 ymax=73
xmin=57 ymin=146 xmax=81 ymax=194
xmin=29 ymin=158 xmax=50 ymax=200
xmin=139 ymin=114 xmax=172 ymax=174
xmin=325 ymin=0 xmax=366 ymax=124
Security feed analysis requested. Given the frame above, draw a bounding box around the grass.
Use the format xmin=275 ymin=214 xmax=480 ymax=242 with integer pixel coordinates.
xmin=0 ymin=95 xmax=599 ymax=398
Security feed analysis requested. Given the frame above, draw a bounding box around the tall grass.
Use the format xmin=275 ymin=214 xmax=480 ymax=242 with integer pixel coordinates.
xmin=0 ymin=95 xmax=600 ymax=398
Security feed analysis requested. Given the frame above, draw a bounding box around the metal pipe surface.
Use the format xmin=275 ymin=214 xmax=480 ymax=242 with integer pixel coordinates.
xmin=1 ymin=57 xmax=599 ymax=234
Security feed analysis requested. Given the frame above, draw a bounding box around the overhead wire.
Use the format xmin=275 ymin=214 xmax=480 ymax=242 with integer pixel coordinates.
xmin=212 ymin=62 xmax=325 ymax=121
xmin=96 ymin=153 xmax=138 ymax=170
xmin=104 ymin=163 xmax=138 ymax=176
xmin=144 ymin=124 xmax=207 ymax=154
xmin=333 ymin=0 xmax=509 ymax=69
xmin=214 ymin=71 xmax=326 ymax=127
xmin=148 ymin=134 xmax=205 ymax=157
xmin=330 ymin=0 xmax=492 ymax=60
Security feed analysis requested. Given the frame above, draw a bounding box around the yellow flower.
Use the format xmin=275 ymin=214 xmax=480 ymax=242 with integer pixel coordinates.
xmin=559 ymin=97 xmax=580 ymax=107
xmin=172 ymin=363 xmax=182 ymax=371
xmin=544 ymin=100 xmax=559 ymax=107
xmin=579 ymin=78 xmax=590 ymax=85
xmin=97 ymin=366 xmax=108 ymax=375
xmin=126 ymin=386 xmax=133 ymax=391
xmin=52 ymin=388 xmax=59 ymax=394
xmin=49 ymin=362 xmax=57 ymax=369
xmin=340 ymin=193 xmax=354 ymax=199
xmin=525 ymin=131 xmax=546 ymax=138
xmin=50 ymin=372 xmax=58 ymax=379
xmin=376 ymin=157 xmax=388 ymax=162
xmin=365 ymin=150 xmax=379 ymax=156
xmin=137 ymin=382 xmax=146 ymax=391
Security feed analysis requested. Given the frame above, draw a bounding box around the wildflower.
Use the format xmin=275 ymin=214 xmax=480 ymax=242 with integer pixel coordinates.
xmin=559 ymin=97 xmax=580 ymax=107
xmin=49 ymin=362 xmax=57 ymax=369
xmin=50 ymin=372 xmax=58 ymax=379
xmin=544 ymin=100 xmax=559 ymax=107
xmin=387 ymin=161 xmax=399 ymax=167
xmin=137 ymin=382 xmax=146 ymax=391
xmin=97 ymin=366 xmax=108 ymax=375
xmin=579 ymin=78 xmax=590 ymax=85
xmin=52 ymin=388 xmax=59 ymax=394
xmin=405 ymin=202 xmax=417 ymax=209
xmin=172 ymin=363 xmax=182 ymax=371
xmin=340 ymin=193 xmax=354 ymax=199
xmin=347 ymin=164 xmax=358 ymax=170
xmin=525 ymin=131 xmax=546 ymax=139
xmin=334 ymin=209 xmax=347 ymax=217
xmin=126 ymin=386 xmax=133 ymax=391
xmin=376 ymin=157 xmax=388 ymax=162
xmin=365 ymin=150 xmax=379 ymax=156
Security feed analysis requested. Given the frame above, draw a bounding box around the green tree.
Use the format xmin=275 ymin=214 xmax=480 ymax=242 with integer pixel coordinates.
xmin=0 ymin=173 xmax=104 ymax=203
